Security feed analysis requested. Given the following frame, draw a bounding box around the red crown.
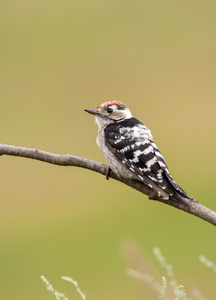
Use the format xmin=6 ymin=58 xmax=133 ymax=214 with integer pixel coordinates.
xmin=103 ymin=101 xmax=122 ymax=106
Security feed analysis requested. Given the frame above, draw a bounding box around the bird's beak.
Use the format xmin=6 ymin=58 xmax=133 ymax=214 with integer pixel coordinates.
xmin=84 ymin=109 xmax=99 ymax=115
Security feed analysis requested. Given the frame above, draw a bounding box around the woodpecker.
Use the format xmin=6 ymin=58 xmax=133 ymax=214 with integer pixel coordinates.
xmin=85 ymin=101 xmax=191 ymax=205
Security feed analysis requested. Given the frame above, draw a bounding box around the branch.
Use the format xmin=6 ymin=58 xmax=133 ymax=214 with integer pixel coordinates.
xmin=0 ymin=143 xmax=215 ymax=226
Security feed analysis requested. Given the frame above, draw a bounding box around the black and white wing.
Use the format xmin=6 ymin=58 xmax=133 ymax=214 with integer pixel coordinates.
xmin=104 ymin=117 xmax=190 ymax=205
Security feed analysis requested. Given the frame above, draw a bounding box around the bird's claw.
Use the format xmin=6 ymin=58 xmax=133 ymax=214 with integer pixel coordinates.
xmin=106 ymin=167 xmax=111 ymax=180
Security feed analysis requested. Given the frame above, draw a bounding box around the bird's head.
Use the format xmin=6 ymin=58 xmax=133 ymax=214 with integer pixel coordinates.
xmin=85 ymin=101 xmax=132 ymax=128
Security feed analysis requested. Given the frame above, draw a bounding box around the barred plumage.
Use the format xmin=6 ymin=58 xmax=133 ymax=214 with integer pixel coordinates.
xmin=85 ymin=101 xmax=191 ymax=205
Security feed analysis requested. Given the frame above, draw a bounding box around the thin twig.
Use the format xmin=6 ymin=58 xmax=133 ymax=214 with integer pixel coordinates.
xmin=0 ymin=143 xmax=216 ymax=226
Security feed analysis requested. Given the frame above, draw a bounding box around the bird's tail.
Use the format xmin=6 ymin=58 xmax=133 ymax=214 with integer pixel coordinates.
xmin=171 ymin=189 xmax=191 ymax=206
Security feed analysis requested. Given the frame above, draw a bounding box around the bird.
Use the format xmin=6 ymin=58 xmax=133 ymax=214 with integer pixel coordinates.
xmin=85 ymin=101 xmax=191 ymax=206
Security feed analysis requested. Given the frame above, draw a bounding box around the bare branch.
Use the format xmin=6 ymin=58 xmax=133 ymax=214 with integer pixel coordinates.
xmin=0 ymin=143 xmax=215 ymax=226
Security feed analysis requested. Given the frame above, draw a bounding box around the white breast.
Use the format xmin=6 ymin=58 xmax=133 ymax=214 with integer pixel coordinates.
xmin=96 ymin=128 xmax=135 ymax=179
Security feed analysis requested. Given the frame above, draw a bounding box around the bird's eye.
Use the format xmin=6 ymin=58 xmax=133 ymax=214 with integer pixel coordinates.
xmin=107 ymin=108 xmax=113 ymax=113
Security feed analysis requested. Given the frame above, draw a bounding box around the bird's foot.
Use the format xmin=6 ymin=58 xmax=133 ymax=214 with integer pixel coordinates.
xmin=106 ymin=167 xmax=111 ymax=180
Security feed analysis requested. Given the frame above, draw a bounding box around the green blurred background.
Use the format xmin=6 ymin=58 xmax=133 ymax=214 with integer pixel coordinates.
xmin=1 ymin=0 xmax=216 ymax=299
